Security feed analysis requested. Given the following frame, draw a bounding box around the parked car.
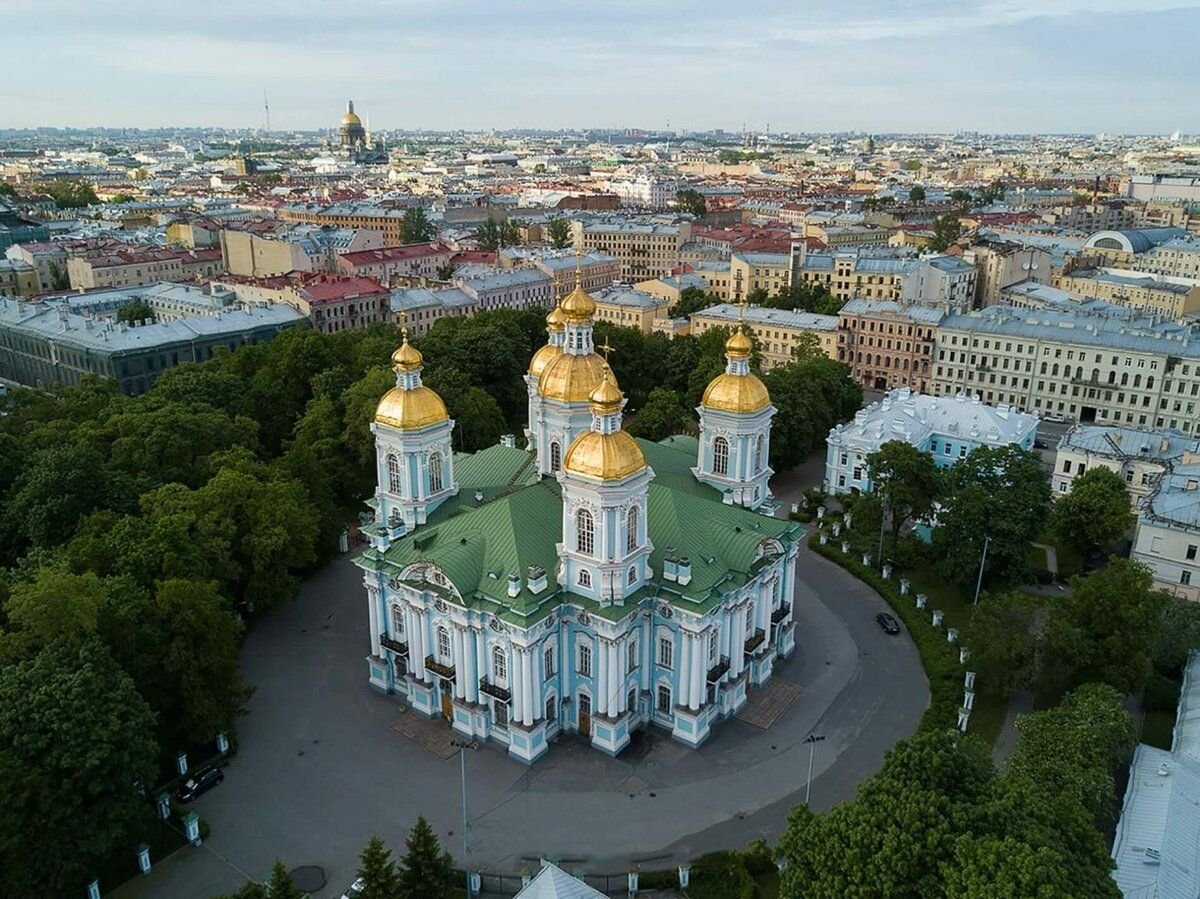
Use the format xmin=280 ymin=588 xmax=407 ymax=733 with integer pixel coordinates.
xmin=175 ymin=766 xmax=224 ymax=803
xmin=341 ymin=878 xmax=365 ymax=899
xmin=876 ymin=612 xmax=901 ymax=635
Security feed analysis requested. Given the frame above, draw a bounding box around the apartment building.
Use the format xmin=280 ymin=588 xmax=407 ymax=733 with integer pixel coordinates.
xmin=455 ymin=267 xmax=554 ymax=311
xmin=0 ymin=259 xmax=39 ymax=298
xmin=336 ymin=242 xmax=454 ymax=284
xmin=691 ymin=303 xmax=839 ymax=367
xmin=1132 ymin=461 xmax=1200 ymax=600
xmin=574 ymin=220 xmax=692 ymax=281
xmin=498 ymin=248 xmax=620 ymax=294
xmin=930 ymin=305 xmax=1200 ymax=434
xmin=218 ymin=274 xmax=390 ymax=334
xmin=1051 ymin=424 xmax=1198 ymax=505
xmin=66 ymin=246 xmax=224 ymax=290
xmin=1058 ymin=267 xmax=1200 ymax=318
xmin=960 ymin=239 xmax=1053 ymax=307
xmin=837 ymin=299 xmax=943 ymax=392
xmin=221 ymin=226 xmax=387 ymax=278
xmin=591 ymin=286 xmax=672 ymax=333
xmin=278 ymin=202 xmax=413 ymax=243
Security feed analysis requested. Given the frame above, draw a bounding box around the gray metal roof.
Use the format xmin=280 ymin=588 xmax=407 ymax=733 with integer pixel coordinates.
xmin=840 ymin=298 xmax=946 ymax=323
xmin=695 ymin=302 xmax=838 ymax=331
xmin=1057 ymin=424 xmax=1198 ymax=463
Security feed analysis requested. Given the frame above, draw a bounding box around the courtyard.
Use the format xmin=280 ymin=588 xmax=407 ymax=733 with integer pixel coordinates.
xmin=115 ymin=539 xmax=928 ymax=899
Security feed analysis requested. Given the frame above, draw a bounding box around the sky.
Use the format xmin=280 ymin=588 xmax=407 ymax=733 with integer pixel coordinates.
xmin=2 ymin=0 xmax=1198 ymax=134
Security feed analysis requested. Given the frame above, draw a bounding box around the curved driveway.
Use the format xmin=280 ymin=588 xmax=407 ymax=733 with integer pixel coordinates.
xmin=115 ymin=542 xmax=927 ymax=899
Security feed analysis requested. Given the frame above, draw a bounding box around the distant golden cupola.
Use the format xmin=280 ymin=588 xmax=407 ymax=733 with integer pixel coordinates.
xmin=701 ymin=325 xmax=771 ymax=414
xmin=562 ymin=369 xmax=647 ymax=481
xmin=375 ymin=330 xmax=449 ymax=430
xmin=528 ymin=303 xmax=566 ymax=379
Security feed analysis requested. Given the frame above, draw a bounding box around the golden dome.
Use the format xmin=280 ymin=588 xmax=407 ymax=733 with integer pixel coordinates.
xmin=725 ymin=327 xmax=753 ymax=359
xmin=702 ymin=372 xmax=771 ymax=414
xmin=588 ymin=368 xmax=623 ymax=414
xmin=563 ymin=430 xmax=647 ymax=481
xmin=528 ymin=342 xmax=562 ymax=379
xmin=546 ymin=304 xmax=566 ymax=331
xmin=342 ymin=111 xmax=363 ymax=127
xmin=375 ymin=386 xmax=448 ymax=430
xmin=391 ymin=335 xmax=423 ymax=372
xmin=538 ymin=352 xmax=609 ymax=403
xmin=560 ymin=282 xmax=597 ymax=324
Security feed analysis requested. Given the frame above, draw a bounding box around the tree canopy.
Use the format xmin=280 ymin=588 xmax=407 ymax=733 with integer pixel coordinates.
xmin=45 ymin=179 xmax=99 ymax=209
xmin=1050 ymin=467 xmax=1132 ymax=554
xmin=546 ymin=218 xmax=573 ymax=249
xmin=865 ymin=440 xmax=942 ymax=548
xmin=397 ymin=816 xmax=454 ymax=899
xmin=399 ymin=207 xmax=437 ymax=244
xmin=675 ymin=188 xmax=707 ymax=216
xmin=473 ymin=216 xmax=520 ymax=251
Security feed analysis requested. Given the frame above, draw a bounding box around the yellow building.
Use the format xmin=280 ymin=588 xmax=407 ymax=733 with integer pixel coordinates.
xmin=0 ymin=259 xmax=40 ymax=298
xmin=1058 ymin=267 xmax=1200 ymax=318
xmin=691 ymin=303 xmax=839 ymax=368
xmin=592 ymin=286 xmax=672 ymax=334
xmin=729 ymin=252 xmax=791 ymax=298
xmin=574 ymin=220 xmax=692 ymax=281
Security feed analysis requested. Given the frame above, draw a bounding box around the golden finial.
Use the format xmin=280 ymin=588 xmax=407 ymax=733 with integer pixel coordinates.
xmin=575 ymin=240 xmax=584 ymax=286
xmin=391 ymin=310 xmax=423 ymax=371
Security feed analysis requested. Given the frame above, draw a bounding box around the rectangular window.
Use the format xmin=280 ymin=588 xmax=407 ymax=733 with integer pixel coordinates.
xmin=1183 ymin=570 xmax=1192 ymax=586
xmin=658 ymin=636 xmax=674 ymax=670
xmin=708 ymin=630 xmax=719 ymax=663
xmin=544 ymin=646 xmax=556 ymax=677
xmin=578 ymin=643 xmax=592 ymax=678
xmin=628 ymin=638 xmax=638 ymax=671
xmin=1188 ymin=545 xmax=1197 ymax=561
xmin=1062 ymin=460 xmax=1072 ymax=473
xmin=657 ymin=685 xmax=672 ymax=714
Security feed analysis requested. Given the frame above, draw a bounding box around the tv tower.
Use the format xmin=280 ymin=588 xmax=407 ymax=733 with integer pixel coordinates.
xmin=263 ymin=89 xmax=271 ymax=133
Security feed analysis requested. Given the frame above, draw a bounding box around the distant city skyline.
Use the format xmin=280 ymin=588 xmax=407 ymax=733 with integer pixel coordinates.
xmin=3 ymin=0 xmax=1199 ymax=134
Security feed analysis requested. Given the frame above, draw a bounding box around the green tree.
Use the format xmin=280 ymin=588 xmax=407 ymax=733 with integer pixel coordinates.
xmin=399 ymin=207 xmax=437 ymax=244
xmin=397 ymin=815 xmax=453 ymax=899
xmin=435 ymin=262 xmax=456 ymax=280
xmin=1154 ymin=596 xmax=1200 ymax=675
xmin=217 ymin=884 xmax=269 ymax=899
xmin=546 ymin=218 xmax=573 ymax=249
xmin=1006 ymin=683 xmax=1135 ymax=825
xmin=108 ymin=192 xmax=136 ymax=204
xmin=908 ymin=185 xmax=926 ymax=203
xmin=933 ymin=445 xmax=1050 ymax=588
xmin=45 ymin=179 xmax=99 ymax=209
xmin=930 ymin=212 xmax=963 ymax=251
xmin=500 ymin=218 xmax=521 ymax=247
xmin=627 ymin=387 xmax=690 ymax=441
xmin=949 ymin=189 xmax=974 ymax=206
xmin=424 ymin=367 xmax=506 ymax=452
xmin=902 ymin=159 xmax=923 ymax=171
xmin=764 ymin=343 xmax=861 ymax=471
xmin=0 ymin=639 xmax=158 ymax=896
xmin=675 ymin=188 xmax=707 ymax=216
xmin=668 ymin=285 xmax=713 ymax=318
xmin=1050 ymin=467 xmax=1131 ymax=555
xmin=266 ymin=860 xmax=306 ymax=899
xmin=357 ymin=835 xmax=401 ymax=899
xmin=0 ymin=181 xmax=15 ymax=197
xmin=961 ymin=593 xmax=1038 ymax=697
xmin=1039 ymin=559 xmax=1168 ymax=697
xmin=865 ymin=440 xmax=941 ymax=549
xmin=474 ymin=217 xmax=502 ymax=252
xmin=979 ymin=180 xmax=1007 ymax=204
xmin=47 ymin=260 xmax=70 ymax=290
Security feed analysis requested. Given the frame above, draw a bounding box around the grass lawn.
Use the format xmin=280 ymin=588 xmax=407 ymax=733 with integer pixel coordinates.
xmin=896 ymin=566 xmax=1008 ymax=747
xmin=1141 ymin=711 xmax=1176 ymax=750
xmin=1025 ymin=543 xmax=1049 ymax=572
xmin=1036 ymin=529 xmax=1082 ymax=578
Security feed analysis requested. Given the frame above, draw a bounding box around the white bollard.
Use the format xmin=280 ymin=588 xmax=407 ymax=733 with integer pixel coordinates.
xmin=957 ymin=708 xmax=970 ymax=733
xmin=628 ymin=869 xmax=640 ymax=896
xmin=947 ymin=628 xmax=958 ymax=643
xmin=932 ymin=610 xmax=944 ymax=627
xmin=862 ymin=553 xmax=872 ymax=567
xmin=964 ymin=689 xmax=975 ymax=711
xmin=916 ymin=593 xmax=927 ymax=610
xmin=882 ymin=563 xmax=893 ymax=580
xmin=679 ymin=865 xmax=691 ymax=889
xmin=176 ymin=752 xmax=188 ymax=776
xmin=87 ymin=881 xmax=101 ymax=899
xmin=832 ymin=522 xmax=842 ymax=537
xmin=965 ymin=670 xmax=976 ymax=690
xmin=819 ymin=532 xmax=828 ymax=545
xmin=899 ymin=578 xmax=910 ymax=595
xmin=841 ymin=541 xmax=851 ymax=554
xmin=137 ymin=843 xmax=151 ymax=875
xmin=960 ymin=647 xmax=971 ymax=665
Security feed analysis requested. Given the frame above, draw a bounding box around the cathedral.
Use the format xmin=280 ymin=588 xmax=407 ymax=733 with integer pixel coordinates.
xmin=355 ymin=258 xmax=802 ymax=763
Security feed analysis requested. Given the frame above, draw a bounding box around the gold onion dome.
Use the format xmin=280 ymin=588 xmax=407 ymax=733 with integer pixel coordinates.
xmin=528 ymin=341 xmax=562 ymax=379
xmin=563 ymin=429 xmax=647 ymax=481
xmin=560 ymin=281 xmax=597 ymax=324
xmin=374 ymin=385 xmax=448 ymax=430
xmin=538 ymin=351 xmax=609 ymax=403
xmin=342 ymin=110 xmax=362 ymax=126
xmin=588 ymin=367 xmax=623 ymax=414
xmin=391 ymin=333 xmax=423 ymax=371
xmin=546 ymin=304 xmax=566 ymax=331
xmin=701 ymin=371 xmax=771 ymax=414
xmin=725 ymin=327 xmax=753 ymax=359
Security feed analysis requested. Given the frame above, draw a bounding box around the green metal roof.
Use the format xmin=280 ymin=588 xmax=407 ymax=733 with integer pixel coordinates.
xmin=357 ymin=436 xmax=803 ymax=627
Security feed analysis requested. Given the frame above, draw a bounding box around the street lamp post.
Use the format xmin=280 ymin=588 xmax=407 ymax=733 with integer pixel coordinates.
xmin=877 ymin=496 xmax=887 ymax=571
xmin=450 ymin=739 xmax=478 ymax=895
xmin=972 ymin=534 xmax=991 ymax=606
xmin=803 ymin=734 xmax=825 ymax=805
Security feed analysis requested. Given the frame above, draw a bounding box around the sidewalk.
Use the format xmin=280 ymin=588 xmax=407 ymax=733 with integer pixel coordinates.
xmin=991 ymin=690 xmax=1034 ymax=768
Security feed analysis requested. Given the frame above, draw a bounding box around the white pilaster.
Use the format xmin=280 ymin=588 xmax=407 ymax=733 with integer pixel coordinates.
xmin=608 ymin=640 xmax=619 ymax=714
xmin=463 ymin=629 xmax=478 ymax=703
xmin=511 ymin=647 xmax=525 ymax=723
xmin=452 ymin=627 xmax=466 ymax=699
xmin=408 ymin=607 xmax=427 ymax=679
xmin=690 ymin=634 xmax=703 ymax=711
xmin=597 ymin=638 xmax=609 ymax=716
xmin=522 ymin=648 xmax=534 ymax=726
xmin=532 ymin=641 xmax=544 ymax=719
xmin=678 ymin=632 xmax=691 ymax=708
xmin=367 ymin=587 xmax=381 ymax=657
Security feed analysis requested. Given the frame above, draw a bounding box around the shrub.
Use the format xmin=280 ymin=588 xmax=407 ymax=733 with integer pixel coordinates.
xmin=688 ymin=851 xmax=754 ymax=899
xmin=1145 ymin=673 xmax=1182 ymax=714
xmin=637 ymin=868 xmax=678 ymax=890
xmin=742 ymin=838 xmax=776 ymax=877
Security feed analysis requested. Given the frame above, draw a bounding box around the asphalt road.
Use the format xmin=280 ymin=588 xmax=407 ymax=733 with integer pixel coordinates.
xmin=112 ymin=533 xmax=927 ymax=899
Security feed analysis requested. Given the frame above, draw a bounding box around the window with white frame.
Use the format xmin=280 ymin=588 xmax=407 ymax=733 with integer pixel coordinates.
xmin=492 ymin=645 xmax=507 ymax=682
xmin=755 ymin=434 xmax=765 ymax=472
xmin=437 ymin=626 xmax=451 ymax=661
xmin=626 ymin=505 xmax=638 ymax=553
xmin=550 ymin=441 xmax=562 ymax=472
xmin=387 ymin=454 xmax=402 ymax=493
xmin=658 ymin=635 xmax=674 ymax=669
xmin=391 ymin=606 xmax=405 ymax=637
xmin=628 ymin=637 xmax=638 ymax=671
xmin=713 ymin=437 xmax=729 ymax=476
xmin=493 ymin=699 xmax=508 ymax=728
xmin=578 ymin=568 xmax=592 ymax=588
xmin=745 ymin=607 xmax=754 ymax=633
xmin=544 ymin=645 xmax=556 ymax=677
xmin=657 ymin=684 xmax=672 ymax=713
xmin=545 ymin=695 xmax=557 ymax=722
xmin=708 ymin=630 xmax=719 ymax=664
xmin=429 ymin=451 xmax=444 ymax=493
xmin=578 ymin=642 xmax=592 ymax=677
xmin=576 ymin=508 xmax=594 ymax=554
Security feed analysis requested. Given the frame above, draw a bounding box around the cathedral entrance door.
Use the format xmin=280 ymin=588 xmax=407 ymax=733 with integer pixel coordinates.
xmin=578 ymin=693 xmax=591 ymax=737
xmin=440 ymin=680 xmax=453 ymax=720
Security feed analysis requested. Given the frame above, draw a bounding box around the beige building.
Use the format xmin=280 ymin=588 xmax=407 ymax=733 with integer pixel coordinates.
xmin=220 ymin=227 xmax=387 ymax=278
xmin=278 ymin=203 xmax=412 ymax=243
xmin=591 ymin=286 xmax=672 ymax=333
xmin=1051 ymin=424 xmax=1198 ymax=506
xmin=67 ymin=247 xmax=224 ymax=290
xmin=1058 ymin=267 xmax=1200 ymax=318
xmin=931 ymin=305 xmax=1200 ymax=434
xmin=837 ymin=299 xmax=943 ymax=392
xmin=574 ymin=220 xmax=692 ymax=281
xmin=634 ymin=272 xmax=712 ymax=306
xmin=730 ymin=252 xmax=790 ymax=299
xmin=0 ymin=259 xmax=40 ymax=298
xmin=961 ymin=240 xmax=1053 ymax=307
xmin=691 ymin=303 xmax=839 ymax=368
xmin=804 ymin=222 xmax=894 ymax=249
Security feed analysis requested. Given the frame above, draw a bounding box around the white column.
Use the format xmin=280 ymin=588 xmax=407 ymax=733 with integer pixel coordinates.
xmin=408 ymin=608 xmax=426 ymax=680
xmin=463 ymin=629 xmax=478 ymax=703
xmin=730 ymin=607 xmax=744 ymax=677
xmin=678 ymin=633 xmax=691 ymax=708
xmin=511 ymin=647 xmax=525 ymax=724
xmin=690 ymin=634 xmax=703 ymax=711
xmin=367 ymin=587 xmax=381 ymax=657
xmin=616 ymin=638 xmax=627 ymax=714
xmin=532 ymin=642 xmax=544 ymax=720
xmin=608 ymin=641 xmax=620 ymax=714
xmin=640 ymin=619 xmax=652 ymax=692
xmin=452 ymin=627 xmax=466 ymax=699
xmin=522 ymin=647 xmax=534 ymax=727
xmin=596 ymin=639 xmax=609 ymax=716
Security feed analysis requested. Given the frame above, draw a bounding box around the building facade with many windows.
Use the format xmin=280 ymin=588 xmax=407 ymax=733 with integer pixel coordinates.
xmin=837 ymin=299 xmax=944 ymax=392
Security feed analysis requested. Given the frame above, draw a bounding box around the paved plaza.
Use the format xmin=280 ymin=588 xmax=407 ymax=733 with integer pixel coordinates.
xmin=115 ymin=532 xmax=927 ymax=899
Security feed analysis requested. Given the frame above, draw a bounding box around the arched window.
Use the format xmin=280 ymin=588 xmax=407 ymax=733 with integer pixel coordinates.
xmin=578 ymin=569 xmax=592 ymax=588
xmin=755 ymin=434 xmax=765 ymax=472
xmin=576 ymin=508 xmax=594 ymax=554
xmin=628 ymin=565 xmax=637 ymax=585
xmin=391 ymin=606 xmax=406 ymax=637
xmin=429 ymin=451 xmax=443 ymax=493
xmin=387 ymin=454 xmax=402 ymax=493
xmin=713 ymin=437 xmax=729 ymax=476
xmin=545 ymin=695 xmax=557 ymax=721
xmin=656 ymin=684 xmax=672 ymax=713
xmin=437 ymin=626 xmax=451 ymax=661
xmin=626 ymin=505 xmax=638 ymax=553
xmin=550 ymin=441 xmax=562 ymax=472
xmin=627 ymin=687 xmax=637 ymax=713
xmin=492 ymin=645 xmax=506 ymax=682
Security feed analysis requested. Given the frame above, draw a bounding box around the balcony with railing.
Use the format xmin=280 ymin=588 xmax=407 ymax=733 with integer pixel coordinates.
xmin=706 ymin=656 xmax=730 ymax=683
xmin=478 ymin=677 xmax=511 ymax=702
xmin=771 ymin=602 xmax=792 ymax=625
xmin=744 ymin=628 xmax=767 ymax=654
xmin=380 ymin=635 xmax=408 ymax=654
xmin=424 ymin=656 xmax=455 ymax=679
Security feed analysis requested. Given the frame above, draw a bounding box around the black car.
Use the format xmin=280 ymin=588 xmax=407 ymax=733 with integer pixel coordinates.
xmin=876 ymin=612 xmax=901 ymax=635
xmin=175 ymin=766 xmax=224 ymax=803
